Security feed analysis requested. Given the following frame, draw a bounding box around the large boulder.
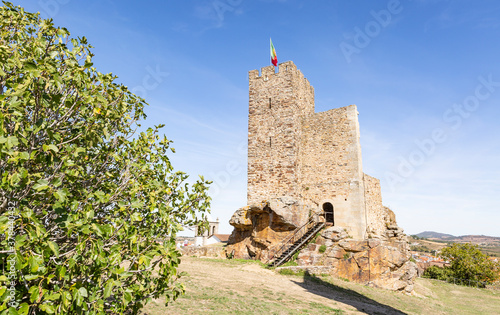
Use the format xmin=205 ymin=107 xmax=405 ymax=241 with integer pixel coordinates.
xmin=226 ymin=197 xmax=311 ymax=260
xmin=295 ymin=226 xmax=417 ymax=293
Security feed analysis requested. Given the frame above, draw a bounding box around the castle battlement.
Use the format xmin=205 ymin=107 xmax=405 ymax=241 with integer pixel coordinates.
xmin=248 ymin=61 xmax=314 ymax=96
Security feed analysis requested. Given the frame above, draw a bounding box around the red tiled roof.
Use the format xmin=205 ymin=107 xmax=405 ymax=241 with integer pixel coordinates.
xmin=212 ymin=234 xmax=230 ymax=242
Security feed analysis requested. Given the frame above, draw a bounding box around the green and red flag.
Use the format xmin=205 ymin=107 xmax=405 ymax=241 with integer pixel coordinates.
xmin=270 ymin=38 xmax=278 ymax=66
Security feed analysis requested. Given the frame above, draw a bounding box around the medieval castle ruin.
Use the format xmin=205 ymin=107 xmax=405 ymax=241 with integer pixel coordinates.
xmin=227 ymin=61 xmax=417 ymax=292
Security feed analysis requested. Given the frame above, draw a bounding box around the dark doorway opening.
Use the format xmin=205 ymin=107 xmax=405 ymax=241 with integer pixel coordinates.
xmin=323 ymin=202 xmax=334 ymax=224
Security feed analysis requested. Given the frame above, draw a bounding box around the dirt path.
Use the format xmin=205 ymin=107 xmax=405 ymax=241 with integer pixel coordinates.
xmin=147 ymin=257 xmax=408 ymax=314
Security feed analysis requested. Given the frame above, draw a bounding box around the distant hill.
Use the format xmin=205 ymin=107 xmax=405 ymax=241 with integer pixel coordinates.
xmin=414 ymin=231 xmax=500 ymax=245
xmin=411 ymin=232 xmax=500 ymax=257
xmin=415 ymin=231 xmax=455 ymax=239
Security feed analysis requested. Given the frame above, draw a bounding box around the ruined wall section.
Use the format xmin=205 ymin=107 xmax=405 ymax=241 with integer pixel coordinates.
xmin=299 ymin=105 xmax=367 ymax=239
xmin=364 ymin=174 xmax=386 ymax=236
xmin=247 ymin=61 xmax=314 ymax=206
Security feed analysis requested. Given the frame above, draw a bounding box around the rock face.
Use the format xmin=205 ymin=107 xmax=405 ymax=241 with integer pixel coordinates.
xmin=227 ymin=197 xmax=311 ymax=261
xmin=296 ymin=226 xmax=417 ymax=293
xmin=227 ymin=197 xmax=417 ymax=293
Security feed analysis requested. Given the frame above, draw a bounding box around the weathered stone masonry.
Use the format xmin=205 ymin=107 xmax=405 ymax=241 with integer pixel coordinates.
xmin=247 ymin=60 xmax=381 ymax=239
xmin=228 ymin=61 xmax=416 ymax=292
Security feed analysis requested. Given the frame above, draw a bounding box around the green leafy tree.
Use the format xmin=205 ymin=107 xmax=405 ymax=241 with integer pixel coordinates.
xmin=0 ymin=2 xmax=211 ymax=314
xmin=440 ymin=243 xmax=500 ymax=286
xmin=422 ymin=265 xmax=452 ymax=281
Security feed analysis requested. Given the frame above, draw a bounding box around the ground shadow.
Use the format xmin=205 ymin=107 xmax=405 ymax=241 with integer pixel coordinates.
xmin=291 ymin=271 xmax=408 ymax=315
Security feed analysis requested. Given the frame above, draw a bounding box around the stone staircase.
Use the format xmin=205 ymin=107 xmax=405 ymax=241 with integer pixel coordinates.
xmin=267 ymin=214 xmax=325 ymax=268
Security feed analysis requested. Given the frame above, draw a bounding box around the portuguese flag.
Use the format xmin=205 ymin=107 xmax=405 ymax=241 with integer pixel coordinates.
xmin=270 ymin=38 xmax=278 ymax=66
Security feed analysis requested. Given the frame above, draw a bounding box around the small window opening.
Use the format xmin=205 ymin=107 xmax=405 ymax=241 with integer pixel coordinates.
xmin=269 ymin=137 xmax=272 ymax=148
xmin=323 ymin=202 xmax=334 ymax=224
xmin=269 ymin=98 xmax=271 ymax=109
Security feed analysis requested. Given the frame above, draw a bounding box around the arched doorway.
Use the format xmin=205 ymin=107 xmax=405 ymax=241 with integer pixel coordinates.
xmin=323 ymin=202 xmax=334 ymax=224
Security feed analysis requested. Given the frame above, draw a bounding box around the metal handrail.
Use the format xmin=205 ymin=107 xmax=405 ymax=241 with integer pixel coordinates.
xmin=267 ymin=211 xmax=323 ymax=264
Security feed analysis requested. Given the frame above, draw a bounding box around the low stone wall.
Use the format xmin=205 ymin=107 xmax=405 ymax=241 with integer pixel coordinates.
xmin=180 ymin=246 xmax=226 ymax=259
xmin=275 ymin=266 xmax=333 ymax=275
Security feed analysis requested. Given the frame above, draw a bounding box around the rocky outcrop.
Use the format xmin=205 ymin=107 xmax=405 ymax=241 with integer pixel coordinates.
xmin=227 ymin=197 xmax=311 ymax=261
xmin=295 ymin=226 xmax=417 ymax=293
xmin=227 ymin=197 xmax=417 ymax=293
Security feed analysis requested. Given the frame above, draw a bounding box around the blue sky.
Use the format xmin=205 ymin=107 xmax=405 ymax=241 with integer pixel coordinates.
xmin=13 ymin=0 xmax=500 ymax=236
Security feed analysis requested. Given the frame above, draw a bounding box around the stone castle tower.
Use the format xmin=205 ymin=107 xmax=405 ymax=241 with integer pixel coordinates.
xmin=247 ymin=61 xmax=385 ymax=239
xmin=227 ymin=61 xmax=416 ymax=292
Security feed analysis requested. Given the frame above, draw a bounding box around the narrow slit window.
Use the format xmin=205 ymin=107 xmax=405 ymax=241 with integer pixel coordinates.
xmin=269 ymin=137 xmax=272 ymax=148
xmin=269 ymin=98 xmax=271 ymax=109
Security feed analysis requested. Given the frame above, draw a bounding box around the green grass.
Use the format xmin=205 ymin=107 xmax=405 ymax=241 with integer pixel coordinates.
xmin=145 ymin=281 xmax=344 ymax=314
xmin=278 ymin=268 xmax=305 ymax=276
xmin=142 ymin=257 xmax=500 ymax=315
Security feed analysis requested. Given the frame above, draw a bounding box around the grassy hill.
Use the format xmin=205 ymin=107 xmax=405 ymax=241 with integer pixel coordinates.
xmin=142 ymin=257 xmax=500 ymax=315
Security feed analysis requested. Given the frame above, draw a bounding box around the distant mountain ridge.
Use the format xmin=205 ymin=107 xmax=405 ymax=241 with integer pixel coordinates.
xmin=415 ymin=231 xmax=500 ymax=244
xmin=416 ymin=231 xmax=455 ymax=239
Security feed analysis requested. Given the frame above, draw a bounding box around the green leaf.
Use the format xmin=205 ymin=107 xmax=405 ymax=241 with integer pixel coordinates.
xmin=78 ymin=287 xmax=88 ymax=298
xmin=29 ymin=286 xmax=39 ymax=303
xmin=103 ymin=281 xmax=113 ymax=299
xmin=7 ymin=307 xmax=19 ymax=315
xmin=24 ymin=274 xmax=40 ymax=281
xmin=73 ymin=289 xmax=83 ymax=307
xmin=47 ymin=241 xmax=59 ymax=257
xmin=54 ymin=188 xmax=68 ymax=202
xmin=57 ymin=265 xmax=66 ymax=280
xmin=131 ymin=212 xmax=142 ymax=222
xmin=61 ymin=291 xmax=72 ymax=307
xmin=23 ymin=61 xmax=37 ymax=70
xmin=42 ymin=144 xmax=59 ymax=153
xmin=6 ymin=137 xmax=18 ymax=149
xmin=39 ymin=304 xmax=55 ymax=314
xmin=17 ymin=303 xmax=29 ymax=315
xmin=123 ymin=291 xmax=132 ymax=304
xmin=33 ymin=179 xmax=49 ymax=191
xmin=28 ymin=256 xmax=39 ymax=273
xmin=130 ymin=200 xmax=143 ymax=209
xmin=44 ymin=292 xmax=60 ymax=301
xmin=18 ymin=152 xmax=29 ymax=160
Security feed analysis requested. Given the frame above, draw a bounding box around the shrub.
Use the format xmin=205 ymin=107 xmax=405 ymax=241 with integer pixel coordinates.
xmin=0 ymin=3 xmax=211 ymax=314
xmin=423 ymin=266 xmax=452 ymax=281
xmin=441 ymin=243 xmax=500 ymax=285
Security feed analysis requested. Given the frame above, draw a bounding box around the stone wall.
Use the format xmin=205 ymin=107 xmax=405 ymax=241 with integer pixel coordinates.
xmin=247 ymin=61 xmax=368 ymax=238
xmin=247 ymin=61 xmax=314 ymax=205
xmin=180 ymin=246 xmax=226 ymax=259
xmin=364 ymin=174 xmax=386 ymax=236
xmin=299 ymin=106 xmax=366 ymax=239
